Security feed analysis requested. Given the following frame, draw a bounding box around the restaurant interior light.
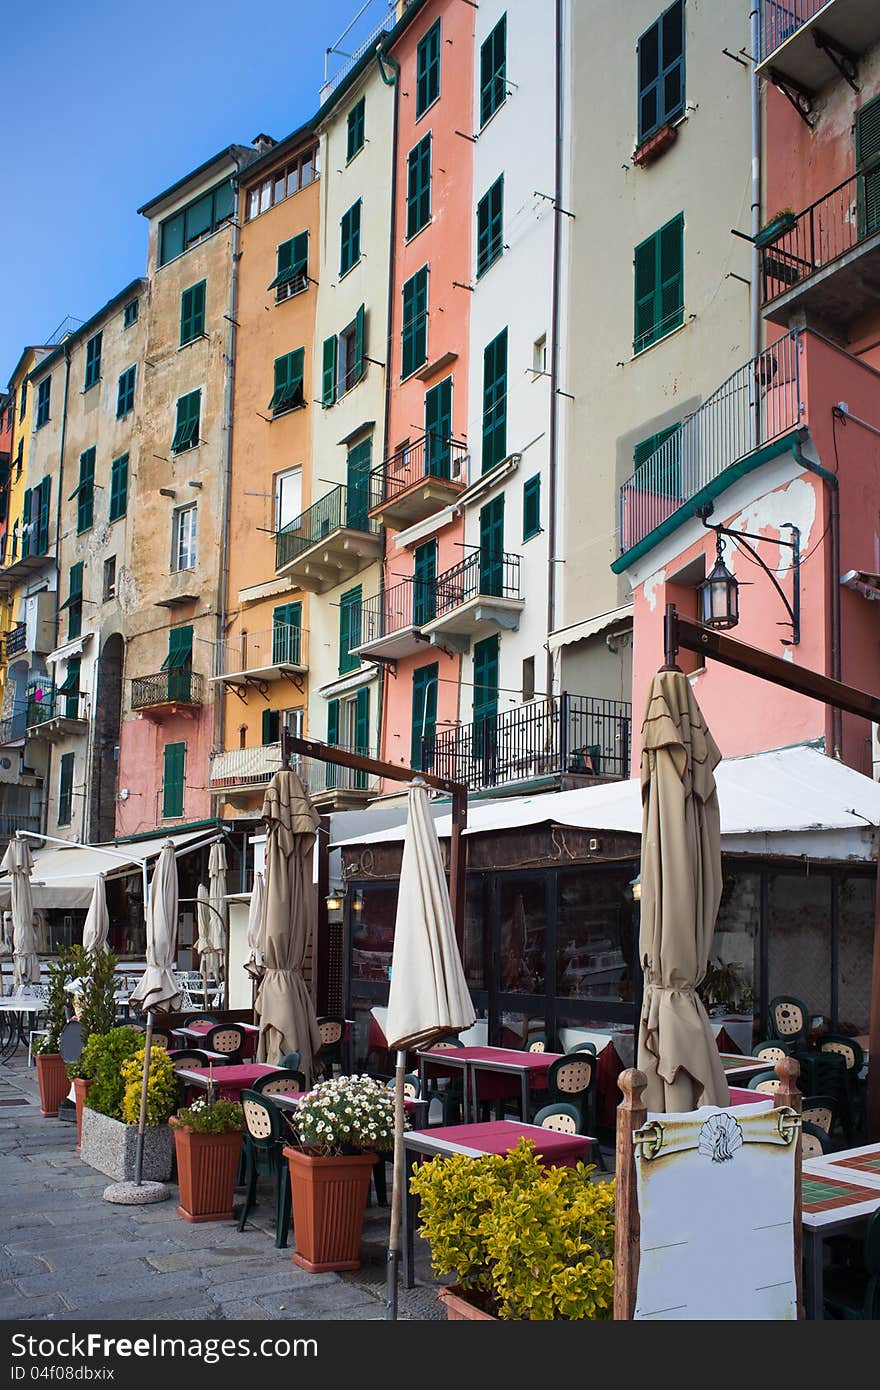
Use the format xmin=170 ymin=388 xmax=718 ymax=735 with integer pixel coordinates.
xmin=325 ymin=894 xmax=343 ymax=912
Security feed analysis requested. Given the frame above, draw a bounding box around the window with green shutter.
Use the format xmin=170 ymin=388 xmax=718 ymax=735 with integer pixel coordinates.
xmin=109 ymin=454 xmax=129 ymax=522
xmin=35 ymin=477 xmax=50 ymax=555
xmin=326 ymin=697 xmax=340 ymax=790
xmin=36 ymin=377 xmax=51 ymax=429
xmin=71 ymin=448 xmax=96 ymax=533
xmin=20 ymin=488 xmax=31 ymax=559
xmin=413 ymin=539 xmax=437 ymax=626
xmin=123 ymin=298 xmax=139 ymax=328
xmin=269 ymin=349 xmax=305 ymax=416
xmin=637 ymin=1 xmax=685 ymax=144
xmin=523 ymin=474 xmax=541 ymax=540
xmin=634 ymin=214 xmax=684 ymax=354
xmin=482 ymin=328 xmax=508 ymax=473
xmin=171 ymin=389 xmax=201 ymax=452
xmin=58 ymin=752 xmax=75 ymax=826
xmin=58 ymin=656 xmax=81 ymax=719
xmin=425 ymin=376 xmax=452 ymax=477
xmin=402 ymin=267 xmax=428 ymax=379
xmin=856 ymin=94 xmax=880 ymax=238
xmin=406 ymin=135 xmax=432 ymax=239
xmin=476 ymin=176 xmax=504 ymax=277
xmin=84 ymin=333 xmax=102 ymax=391
xmin=340 ymin=199 xmax=362 ymax=277
xmin=354 ymin=686 xmax=370 ymax=787
xmin=162 ymin=741 xmax=186 ymax=819
xmin=479 ymin=494 xmax=505 ymax=596
xmin=159 ymin=179 xmax=235 ymax=266
xmin=346 ymin=437 xmax=371 ymax=531
xmin=416 ymin=19 xmax=441 ymax=118
xmin=18 ymin=383 xmax=26 ymax=422
xmin=180 ymin=280 xmax=206 ymax=345
xmin=411 ymin=663 xmax=438 ymax=770
xmin=338 ymin=585 xmax=363 ymax=675
xmin=272 ymin=601 xmax=302 ymax=665
xmin=262 ymin=708 xmax=281 ymax=745
xmin=161 ymin=626 xmax=193 ymax=702
xmin=480 ymin=15 xmax=507 ymax=128
xmin=347 ymin=96 xmax=365 ymax=161
xmin=633 ymin=424 xmax=682 ymax=495
xmin=64 ymin=562 xmax=84 ymax=641
xmin=269 ymin=232 xmax=309 ymax=301
xmin=322 ymin=336 xmax=338 ymax=407
xmin=116 ymin=365 xmax=136 ymax=418
xmin=473 ymin=634 xmax=499 ymax=762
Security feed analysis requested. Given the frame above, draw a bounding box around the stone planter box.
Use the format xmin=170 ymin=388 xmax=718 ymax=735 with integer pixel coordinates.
xmin=80 ymin=1107 xmax=174 ymax=1182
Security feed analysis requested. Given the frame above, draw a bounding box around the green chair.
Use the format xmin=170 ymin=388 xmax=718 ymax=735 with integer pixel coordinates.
xmin=205 ymin=1023 xmax=247 ymax=1065
xmin=238 ymin=1089 xmax=292 ymax=1248
xmin=824 ymin=1210 xmax=880 ymax=1320
xmin=747 ymin=1069 xmax=786 ymax=1096
xmin=821 ymin=1036 xmax=867 ymax=1141
xmin=795 ymin=1051 xmax=849 ymax=1138
xmin=252 ymin=1069 xmax=306 ymax=1095
xmin=799 ymin=1095 xmax=839 ymax=1137
xmin=751 ymin=1040 xmax=793 ymax=1064
xmin=421 ymin=1042 xmax=464 ymax=1125
xmin=767 ymin=996 xmax=809 ymax=1049
xmin=800 ymin=1121 xmax=832 ymax=1159
xmin=546 ymin=1052 xmax=597 ymax=1133
xmin=316 ymin=1016 xmax=347 ymax=1075
xmin=526 ymin=1033 xmax=550 ymax=1053
xmin=568 ymin=1040 xmax=599 ymax=1058
xmin=532 ymin=1101 xmax=583 ymax=1133
xmin=279 ymin=1051 xmax=301 ymax=1072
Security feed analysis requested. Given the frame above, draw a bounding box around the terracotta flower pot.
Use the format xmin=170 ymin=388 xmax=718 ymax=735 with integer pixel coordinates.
xmin=438 ymin=1285 xmax=498 ymax=1321
xmin=35 ymin=1053 xmax=69 ymax=1118
xmin=74 ymin=1078 xmax=93 ymax=1151
xmin=170 ymin=1117 xmax=243 ymax=1223
xmin=284 ymin=1146 xmax=375 ymax=1273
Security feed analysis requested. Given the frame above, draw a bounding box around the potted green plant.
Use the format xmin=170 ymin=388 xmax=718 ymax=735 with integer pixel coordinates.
xmin=79 ymin=1028 xmax=178 ymax=1182
xmin=282 ymin=1074 xmax=395 ymax=1272
xmin=170 ymin=1098 xmax=244 ymax=1223
xmin=410 ymin=1139 xmax=615 ymax=1320
xmin=66 ymin=947 xmax=119 ymax=1148
xmin=34 ymin=950 xmax=77 ymax=1117
xmin=755 ymin=207 xmax=797 ymax=248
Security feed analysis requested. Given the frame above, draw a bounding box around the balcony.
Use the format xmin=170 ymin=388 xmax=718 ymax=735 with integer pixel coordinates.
xmin=0 ymin=711 xmax=27 ymax=746
xmin=275 ymin=484 xmax=381 ymax=593
xmin=211 ymin=624 xmax=308 ymax=695
xmin=617 ymin=331 xmax=803 ymax=561
xmin=761 ymin=170 xmax=880 ymax=334
xmin=210 ymin=740 xmax=378 ymax=809
xmin=0 ymin=814 xmax=40 ymax=846
xmin=351 ymin=579 xmax=434 ymax=663
xmin=131 ymin=669 xmax=203 ymax=718
xmin=26 ymin=687 xmax=88 ymax=743
xmin=367 ymin=435 xmax=468 ymax=530
xmin=427 ymin=694 xmax=632 ymax=794
xmin=5 ymin=624 xmax=26 ymax=659
xmin=757 ymin=1 xmax=880 ymax=91
xmin=420 ymin=550 xmax=524 ymax=653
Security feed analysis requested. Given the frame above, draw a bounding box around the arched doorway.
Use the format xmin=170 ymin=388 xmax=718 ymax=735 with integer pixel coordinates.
xmin=90 ymin=632 xmax=124 ymax=843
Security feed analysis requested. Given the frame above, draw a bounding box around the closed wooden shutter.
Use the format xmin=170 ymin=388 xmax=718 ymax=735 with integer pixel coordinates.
xmin=322 ymin=336 xmax=337 ymax=407
xmin=857 ymin=95 xmax=880 ymax=237
xmin=162 ymin=742 xmax=186 ymax=819
xmin=482 ymin=329 xmax=508 ymax=473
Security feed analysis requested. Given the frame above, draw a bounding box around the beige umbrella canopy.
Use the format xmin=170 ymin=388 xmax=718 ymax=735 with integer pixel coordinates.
xmin=1 ymin=839 xmax=39 ymax=987
xmin=195 ymin=882 xmax=222 ymax=998
xmin=82 ymin=874 xmax=110 ymax=953
xmin=255 ymin=771 xmax=322 ymax=1080
xmin=207 ymin=842 xmax=228 ymax=984
xmin=244 ymin=870 xmax=265 ymax=980
xmin=637 ymin=669 xmax=730 ymax=1113
xmin=130 ymin=842 xmax=180 ymax=1015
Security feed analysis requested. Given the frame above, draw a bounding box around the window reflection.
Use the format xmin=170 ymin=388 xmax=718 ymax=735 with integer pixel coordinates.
xmin=350 ymin=883 xmax=398 ymax=983
xmin=499 ymin=878 xmax=546 ymax=993
xmin=556 ymin=870 xmax=634 ymax=1003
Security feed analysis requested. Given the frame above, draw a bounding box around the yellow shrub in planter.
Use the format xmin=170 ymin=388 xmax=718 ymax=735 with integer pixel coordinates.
xmin=410 ymin=1138 xmax=614 ymax=1320
xmin=120 ymin=1047 xmax=178 ymax=1126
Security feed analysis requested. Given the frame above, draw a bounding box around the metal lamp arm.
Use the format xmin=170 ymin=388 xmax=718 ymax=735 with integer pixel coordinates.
xmin=710 ymin=523 xmax=800 ymax=645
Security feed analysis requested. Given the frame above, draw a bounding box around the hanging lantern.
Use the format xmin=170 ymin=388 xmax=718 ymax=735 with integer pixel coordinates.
xmin=700 ymin=534 xmax=739 ymax=630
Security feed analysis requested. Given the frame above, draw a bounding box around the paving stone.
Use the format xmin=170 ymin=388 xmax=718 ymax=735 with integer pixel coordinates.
xmin=0 ymin=1293 xmax=71 ymax=1319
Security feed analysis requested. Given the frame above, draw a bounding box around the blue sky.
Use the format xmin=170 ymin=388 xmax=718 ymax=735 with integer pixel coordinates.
xmin=0 ymin=0 xmax=389 ymax=385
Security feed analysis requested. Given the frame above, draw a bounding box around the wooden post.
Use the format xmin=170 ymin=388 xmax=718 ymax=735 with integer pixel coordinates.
xmin=773 ymin=1054 xmax=802 ymax=1320
xmin=613 ymin=1067 xmax=647 ymax=1321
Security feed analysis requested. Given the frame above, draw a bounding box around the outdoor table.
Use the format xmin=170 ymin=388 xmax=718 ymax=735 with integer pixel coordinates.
xmin=801 ymin=1146 xmax=880 ymax=1319
xmin=0 ymin=998 xmax=46 ymax=1063
xmin=718 ymin=1054 xmax=771 ymax=1082
xmin=467 ymin=1047 xmax=562 ymax=1123
xmin=173 ymin=1020 xmax=260 ymax=1058
xmin=174 ymin=1063 xmax=277 ymax=1101
xmin=402 ymin=1119 xmax=597 ymax=1288
xmin=171 ymin=1047 xmax=227 ymax=1063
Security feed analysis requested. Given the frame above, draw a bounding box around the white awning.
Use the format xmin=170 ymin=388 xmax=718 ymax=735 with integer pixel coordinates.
xmin=548 ymin=604 xmax=634 ymax=653
xmin=332 ymin=746 xmax=880 ymax=863
xmin=0 ymin=828 xmax=216 ymax=911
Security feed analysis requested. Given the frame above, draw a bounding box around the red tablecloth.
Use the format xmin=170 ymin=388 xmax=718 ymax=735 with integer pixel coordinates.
xmin=427 ymin=1120 xmax=591 ymax=1167
xmin=423 ymin=1046 xmax=561 ymax=1103
xmin=175 ymin=1020 xmax=257 ymax=1059
xmin=180 ymin=1063 xmax=277 ymax=1099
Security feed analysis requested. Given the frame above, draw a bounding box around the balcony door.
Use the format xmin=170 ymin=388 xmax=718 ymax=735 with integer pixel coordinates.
xmin=479 ymin=495 xmax=504 ymax=596
xmin=346 ymin=437 xmax=371 ymax=531
xmin=163 ymin=626 xmax=193 ymax=702
xmin=472 ymin=633 xmax=499 ymax=782
xmin=424 ymin=376 xmax=453 ymax=478
xmin=272 ymin=602 xmax=302 ymax=665
xmin=412 ymin=539 xmax=437 ymax=626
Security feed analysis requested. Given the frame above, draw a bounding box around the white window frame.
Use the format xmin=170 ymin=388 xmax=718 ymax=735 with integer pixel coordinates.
xmin=172 ymin=504 xmax=198 ymax=572
xmin=274 ymin=468 xmax=303 ymax=533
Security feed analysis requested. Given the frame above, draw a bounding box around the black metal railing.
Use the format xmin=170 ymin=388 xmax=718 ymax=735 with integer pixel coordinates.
xmin=759 ymin=0 xmax=828 ymax=60
xmin=0 ymin=814 xmax=40 ymax=842
xmin=433 ymin=550 xmax=521 ymax=619
xmin=0 ymin=711 xmax=27 ymax=745
xmin=26 ymin=686 xmax=87 ymax=727
xmin=368 ymin=434 xmax=468 ymax=511
xmin=356 ymin=577 xmax=437 ymax=647
xmin=131 ymin=670 xmax=203 ymax=710
xmin=275 ymin=484 xmax=380 ymax=570
xmin=425 ymin=694 xmax=632 ymax=791
xmin=761 ymin=168 xmax=880 ymax=304
xmin=5 ymin=624 xmax=26 ymax=657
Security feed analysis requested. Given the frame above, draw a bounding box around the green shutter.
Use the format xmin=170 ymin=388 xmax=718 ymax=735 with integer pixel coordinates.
xmin=67 ymin=562 xmax=83 ymax=641
xmin=75 ymin=448 xmax=95 ymax=533
xmin=340 ymin=199 xmax=361 ymax=276
xmin=161 ymin=625 xmax=193 ymax=671
xmin=272 ymin=601 xmax=302 ymax=665
xmin=262 ymin=708 xmax=281 ymax=745
xmin=269 ymin=233 xmax=309 ymax=293
xmin=84 ymin=334 xmax=102 ymax=390
xmin=411 ymin=662 xmax=439 ymax=769
xmin=634 ymin=215 xmax=684 ymax=353
xmin=402 ymin=267 xmax=428 ymax=378
xmin=416 ymin=19 xmax=441 ymax=118
xmin=116 ymin=365 xmax=136 ymax=418
xmin=424 ymin=377 xmax=452 ymax=477
xmin=58 ymin=752 xmax=75 ymax=826
xmin=523 ymin=474 xmax=541 ymax=540
xmin=20 ymin=488 xmax=32 ymax=557
xmin=327 ymin=698 xmax=340 ymax=790
xmin=637 ymin=1 xmax=685 ymax=143
xmin=339 ymin=585 xmax=362 ymax=675
xmin=482 ymin=328 xmax=508 ymax=473
xmin=857 ymin=94 xmax=880 ymax=237
xmin=61 ymin=656 xmax=81 ymax=718
xmin=36 ymin=477 xmax=50 ymax=554
xmin=479 ymin=494 xmax=505 ymax=596
xmin=162 ymin=742 xmax=186 ymax=819
xmin=473 ymin=635 xmax=499 ymax=726
xmin=633 ymin=424 xmax=682 ymax=495
xmin=109 ymin=454 xmax=129 ymax=522
xmin=180 ymin=280 xmax=206 ymax=345
xmin=346 ymin=438 xmax=371 ymax=530
xmin=413 ymin=539 xmax=437 ymax=626
xmin=480 ymin=15 xmax=507 ymax=127
xmin=354 ymin=304 xmax=366 ymax=384
xmin=172 ymin=390 xmax=201 ymax=451
xmin=354 ymin=686 xmax=370 ymax=787
xmin=347 ymin=96 xmax=365 ymax=161
xmin=406 ymin=135 xmax=432 ymax=240
xmin=269 ymin=349 xmax=305 ymax=414
xmin=322 ymin=336 xmax=338 ymax=407
xmin=476 ymin=176 xmax=504 ymax=277
xmin=36 ymin=377 xmax=51 ymax=428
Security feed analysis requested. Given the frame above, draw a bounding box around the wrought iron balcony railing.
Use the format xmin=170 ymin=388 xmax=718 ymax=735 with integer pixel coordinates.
xmin=5 ymin=624 xmax=26 ymax=658
xmin=619 ymin=330 xmax=803 ymax=556
xmin=432 ymin=549 xmax=521 ymax=618
xmin=761 ymin=168 xmax=880 ymax=304
xmin=275 ymin=483 xmax=380 ymax=570
xmin=759 ymin=0 xmax=828 ymax=60
xmin=368 ymin=434 xmax=469 ymax=511
xmin=213 ymin=624 xmax=308 ymax=679
xmin=356 ymin=577 xmax=438 ymax=647
xmin=131 ymin=669 xmax=203 ymax=710
xmin=426 ymin=694 xmax=632 ymax=792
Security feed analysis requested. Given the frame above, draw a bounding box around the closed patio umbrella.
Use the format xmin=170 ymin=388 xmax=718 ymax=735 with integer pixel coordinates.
xmin=255 ymin=771 xmax=321 ymax=1080
xmin=82 ymin=874 xmax=109 ymax=953
xmin=244 ymin=870 xmax=265 ymax=982
xmin=195 ymin=882 xmax=220 ymax=1003
xmin=384 ymin=781 xmax=475 ymax=1319
xmin=637 ymin=669 xmax=730 ymax=1113
xmin=207 ymin=842 xmax=228 ymax=996
xmin=2 ymin=839 xmax=38 ymax=987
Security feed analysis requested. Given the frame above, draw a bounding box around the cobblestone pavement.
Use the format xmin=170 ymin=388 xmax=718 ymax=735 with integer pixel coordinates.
xmin=0 ymin=1058 xmax=443 ymax=1322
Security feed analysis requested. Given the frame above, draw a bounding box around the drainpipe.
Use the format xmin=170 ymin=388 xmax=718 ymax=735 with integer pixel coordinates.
xmin=749 ymin=3 xmax=762 ymax=366
xmin=793 ymin=439 xmax=842 ymax=757
xmin=41 ymin=346 xmax=72 ymax=838
xmin=546 ymin=0 xmax=565 ymax=697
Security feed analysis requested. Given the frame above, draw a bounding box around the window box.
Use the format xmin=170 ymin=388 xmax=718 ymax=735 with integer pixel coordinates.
xmin=633 ymin=122 xmax=677 ymax=168
xmin=755 ymin=211 xmax=797 ymax=249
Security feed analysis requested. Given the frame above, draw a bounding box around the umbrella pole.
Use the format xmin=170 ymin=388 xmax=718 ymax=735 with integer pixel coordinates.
xmin=385 ymin=1049 xmax=406 ymax=1321
xmin=133 ymin=1009 xmax=154 ymax=1187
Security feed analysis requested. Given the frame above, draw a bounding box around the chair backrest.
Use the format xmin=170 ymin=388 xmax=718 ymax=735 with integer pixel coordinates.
xmin=800 ymin=1121 xmax=831 ymax=1159
xmin=279 ymin=1051 xmax=301 ymax=1071
xmin=768 ymin=996 xmax=809 ymax=1041
xmin=169 ymin=1049 xmax=211 ymax=1068
xmin=206 ymin=1024 xmax=245 ymax=1056
xmin=127 ymin=1022 xmax=147 ymax=1033
xmin=151 ymin=1028 xmax=172 ymax=1050
xmin=796 ymin=1050 xmax=848 ymax=1102
xmin=548 ymin=1054 xmax=594 ymax=1097
xmin=429 ymin=1038 xmax=463 ymax=1050
xmin=568 ymin=1041 xmax=598 ymax=1058
xmin=800 ymin=1095 xmax=837 ymax=1134
xmin=253 ymin=1070 xmax=306 ymax=1095
xmin=317 ymin=1016 xmax=345 ymax=1047
xmin=820 ymin=1035 xmax=865 ymax=1074
xmin=528 ymin=1038 xmax=547 ymax=1053
xmin=532 ymin=1102 xmax=582 ymax=1134
xmin=183 ymin=1014 xmax=219 ymax=1028
xmin=748 ymin=1069 xmax=785 ymax=1094
xmin=241 ymin=1088 xmax=282 ymax=1147
xmin=386 ymin=1074 xmax=421 ymax=1099
xmin=751 ymin=1041 xmax=792 ymax=1063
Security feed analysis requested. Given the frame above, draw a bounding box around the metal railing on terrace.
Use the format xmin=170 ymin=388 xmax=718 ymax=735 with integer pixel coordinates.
xmin=275 ymin=484 xmax=380 ymax=570
xmin=210 ymin=741 xmax=378 ymax=796
xmin=213 ymin=624 xmax=307 ymax=678
xmin=426 ymin=694 xmax=632 ymax=792
xmin=0 ymin=711 xmax=27 ymax=745
xmin=5 ymin=625 xmax=26 ymax=658
xmin=0 ymin=814 xmax=40 ymax=842
xmin=368 ymin=435 xmax=469 ymax=511
xmin=357 ymin=578 xmax=437 ymax=646
xmin=618 ymin=330 xmax=803 ymax=555
xmin=320 ymin=0 xmax=415 ymax=100
xmin=761 ymin=169 xmax=880 ymax=303
xmin=759 ymin=0 xmax=829 ymax=60
xmin=26 ymin=687 xmax=87 ymax=727
xmin=434 ymin=550 xmax=521 ymax=618
xmin=131 ymin=670 xmax=203 ymax=710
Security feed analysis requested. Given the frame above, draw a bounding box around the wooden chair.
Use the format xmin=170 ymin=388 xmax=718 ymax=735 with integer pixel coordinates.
xmin=238 ymin=1090 xmax=291 ymax=1248
xmin=205 ymin=1024 xmax=246 ymax=1064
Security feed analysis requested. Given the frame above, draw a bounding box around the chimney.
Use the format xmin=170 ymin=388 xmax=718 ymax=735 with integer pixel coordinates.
xmin=251 ymin=133 xmax=276 ymax=154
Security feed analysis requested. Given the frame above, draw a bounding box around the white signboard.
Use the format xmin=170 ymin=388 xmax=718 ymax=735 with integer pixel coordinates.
xmin=634 ymin=1101 xmax=798 ymax=1320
